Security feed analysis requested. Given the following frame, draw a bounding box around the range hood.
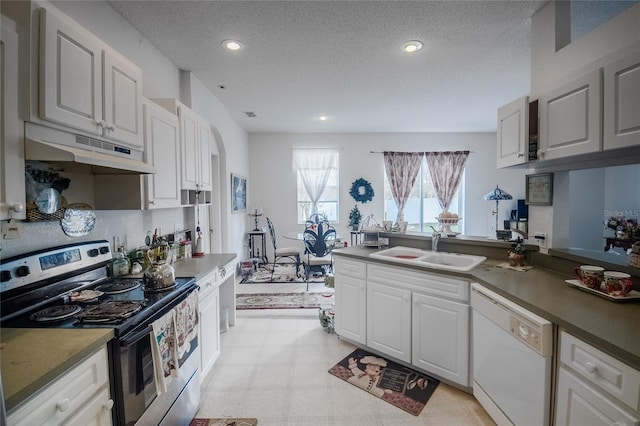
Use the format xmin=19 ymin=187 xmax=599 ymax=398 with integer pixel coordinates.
xmin=24 ymin=122 xmax=155 ymax=175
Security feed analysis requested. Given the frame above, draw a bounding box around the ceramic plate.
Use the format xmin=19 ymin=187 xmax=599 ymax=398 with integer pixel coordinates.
xmin=61 ymin=203 xmax=96 ymax=237
xmin=565 ymin=279 xmax=640 ymax=302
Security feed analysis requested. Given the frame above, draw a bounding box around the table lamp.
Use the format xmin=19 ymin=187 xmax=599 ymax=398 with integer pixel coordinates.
xmin=483 ymin=185 xmax=512 ymax=237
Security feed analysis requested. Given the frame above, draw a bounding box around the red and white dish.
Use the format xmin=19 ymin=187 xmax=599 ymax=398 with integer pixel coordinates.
xmin=69 ymin=289 xmax=104 ymax=302
xmin=565 ymin=279 xmax=640 ymax=302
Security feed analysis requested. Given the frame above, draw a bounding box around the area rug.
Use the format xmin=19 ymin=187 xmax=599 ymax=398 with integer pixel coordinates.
xmin=328 ymin=348 xmax=439 ymax=416
xmin=189 ymin=419 xmax=257 ymax=426
xmin=236 ymin=292 xmax=334 ymax=309
xmin=240 ymin=264 xmax=325 ymax=284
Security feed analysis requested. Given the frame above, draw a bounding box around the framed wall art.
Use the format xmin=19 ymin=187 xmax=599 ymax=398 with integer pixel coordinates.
xmin=231 ymin=174 xmax=247 ymax=213
xmin=525 ymin=173 xmax=553 ymax=205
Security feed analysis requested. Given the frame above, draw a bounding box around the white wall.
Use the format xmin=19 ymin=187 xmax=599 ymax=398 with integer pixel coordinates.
xmin=249 ymin=132 xmax=529 ymax=259
xmin=1 ymin=1 xmax=249 ymax=260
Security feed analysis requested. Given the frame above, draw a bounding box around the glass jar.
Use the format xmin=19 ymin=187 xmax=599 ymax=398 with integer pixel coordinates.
xmin=112 ymin=250 xmax=130 ymax=277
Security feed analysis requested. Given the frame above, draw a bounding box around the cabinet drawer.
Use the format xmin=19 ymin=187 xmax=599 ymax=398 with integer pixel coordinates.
xmin=8 ymin=347 xmax=109 ymax=425
xmin=560 ymin=330 xmax=640 ymax=411
xmin=198 ymin=268 xmax=219 ymax=299
xmin=367 ymin=263 xmax=469 ymax=302
xmin=334 ymin=258 xmax=366 ymax=278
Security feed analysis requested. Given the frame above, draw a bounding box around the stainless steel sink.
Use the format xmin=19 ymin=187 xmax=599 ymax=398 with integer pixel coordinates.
xmin=369 ymin=246 xmax=486 ymax=272
xmin=414 ymin=252 xmax=486 ymax=272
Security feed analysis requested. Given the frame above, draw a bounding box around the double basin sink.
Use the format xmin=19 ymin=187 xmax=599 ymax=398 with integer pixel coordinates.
xmin=369 ymin=246 xmax=486 ymax=272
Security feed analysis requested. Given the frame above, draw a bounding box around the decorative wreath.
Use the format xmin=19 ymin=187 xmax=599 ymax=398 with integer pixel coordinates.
xmin=349 ymin=178 xmax=374 ymax=203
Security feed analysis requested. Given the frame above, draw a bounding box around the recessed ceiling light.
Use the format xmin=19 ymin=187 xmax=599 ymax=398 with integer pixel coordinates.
xmin=318 ymin=116 xmax=328 ymax=121
xmin=222 ymin=39 xmax=243 ymax=51
xmin=401 ymin=40 xmax=423 ymax=53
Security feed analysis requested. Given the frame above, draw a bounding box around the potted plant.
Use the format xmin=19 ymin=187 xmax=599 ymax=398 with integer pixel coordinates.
xmin=348 ymin=205 xmax=362 ymax=232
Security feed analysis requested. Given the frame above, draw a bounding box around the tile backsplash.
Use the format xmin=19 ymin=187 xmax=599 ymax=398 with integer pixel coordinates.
xmin=1 ymin=208 xmax=189 ymax=259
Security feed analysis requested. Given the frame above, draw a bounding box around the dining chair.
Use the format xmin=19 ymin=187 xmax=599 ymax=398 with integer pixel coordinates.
xmin=266 ymin=217 xmax=301 ymax=279
xmin=304 ymin=213 xmax=329 ymax=229
xmin=302 ymin=222 xmax=336 ymax=291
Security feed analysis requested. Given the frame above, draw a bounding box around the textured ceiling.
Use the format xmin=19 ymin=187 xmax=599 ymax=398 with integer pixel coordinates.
xmin=108 ymin=0 xmax=547 ymax=133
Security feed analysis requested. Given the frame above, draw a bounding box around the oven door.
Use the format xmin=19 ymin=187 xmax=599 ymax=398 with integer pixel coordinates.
xmin=116 ymin=288 xmax=200 ymax=426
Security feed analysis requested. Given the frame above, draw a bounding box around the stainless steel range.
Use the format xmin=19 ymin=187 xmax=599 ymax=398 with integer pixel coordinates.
xmin=1 ymin=240 xmax=201 ymax=426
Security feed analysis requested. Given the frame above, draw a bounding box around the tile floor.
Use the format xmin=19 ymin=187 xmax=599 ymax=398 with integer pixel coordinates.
xmin=196 ymin=283 xmax=495 ymax=425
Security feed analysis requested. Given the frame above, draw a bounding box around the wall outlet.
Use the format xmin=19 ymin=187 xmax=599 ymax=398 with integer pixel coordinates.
xmin=534 ymin=232 xmax=547 ymax=249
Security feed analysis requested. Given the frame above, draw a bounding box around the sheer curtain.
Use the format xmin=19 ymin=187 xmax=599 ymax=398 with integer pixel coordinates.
xmin=383 ymin=152 xmax=424 ymax=222
xmin=425 ymin=151 xmax=469 ymax=212
xmin=292 ymin=148 xmax=338 ymax=215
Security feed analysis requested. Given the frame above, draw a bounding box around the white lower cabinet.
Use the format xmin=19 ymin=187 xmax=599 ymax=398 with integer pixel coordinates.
xmin=555 ymin=330 xmax=640 ymax=425
xmin=7 ymin=346 xmax=112 ymax=426
xmin=367 ymin=282 xmax=411 ymax=363
xmin=334 ymin=258 xmax=367 ymax=345
xmin=412 ymin=292 xmax=469 ymax=385
xmin=334 ymin=257 xmax=471 ymax=388
xmin=198 ymin=269 xmax=221 ymax=382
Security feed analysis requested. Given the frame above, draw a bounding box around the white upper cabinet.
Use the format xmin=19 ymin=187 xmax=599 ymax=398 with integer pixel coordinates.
xmin=1 ymin=16 xmax=26 ymax=221
xmin=538 ymin=69 xmax=603 ymax=161
xmin=497 ymin=96 xmax=529 ymax=168
xmin=153 ymin=99 xmax=212 ymax=195
xmin=603 ymin=51 xmax=640 ymax=150
xmin=143 ymin=100 xmax=181 ymax=209
xmin=39 ymin=7 xmax=143 ymax=149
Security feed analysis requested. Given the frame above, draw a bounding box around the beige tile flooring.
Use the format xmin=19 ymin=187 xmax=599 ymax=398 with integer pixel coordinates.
xmin=195 ymin=282 xmax=495 ymax=425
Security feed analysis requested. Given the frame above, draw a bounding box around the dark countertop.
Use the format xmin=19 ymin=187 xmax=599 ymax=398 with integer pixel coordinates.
xmin=1 ymin=328 xmax=114 ymax=412
xmin=332 ymin=245 xmax=640 ymax=371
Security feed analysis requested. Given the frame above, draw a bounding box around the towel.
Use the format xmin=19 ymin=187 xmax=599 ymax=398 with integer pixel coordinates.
xmin=151 ymin=310 xmax=178 ymax=394
xmin=174 ymin=291 xmax=200 ymax=359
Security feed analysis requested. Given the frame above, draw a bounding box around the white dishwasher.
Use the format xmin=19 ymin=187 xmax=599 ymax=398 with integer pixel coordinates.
xmin=471 ymin=283 xmax=554 ymax=426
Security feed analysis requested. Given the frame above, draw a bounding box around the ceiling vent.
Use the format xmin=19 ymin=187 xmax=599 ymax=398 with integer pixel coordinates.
xmin=244 ymin=111 xmax=257 ymax=118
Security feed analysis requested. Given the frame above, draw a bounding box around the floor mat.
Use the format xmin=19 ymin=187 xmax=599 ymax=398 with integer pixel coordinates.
xmin=190 ymin=419 xmax=257 ymax=426
xmin=236 ymin=292 xmax=334 ymax=309
xmin=240 ymin=264 xmax=326 ymax=284
xmin=328 ymin=348 xmax=439 ymax=416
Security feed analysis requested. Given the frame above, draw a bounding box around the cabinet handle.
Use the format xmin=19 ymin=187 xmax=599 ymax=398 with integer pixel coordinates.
xmin=148 ymin=200 xmax=155 ymax=205
xmin=103 ymin=399 xmax=114 ymax=411
xmin=9 ymin=203 xmax=24 ymax=213
xmin=56 ymin=398 xmax=71 ymax=412
xmin=537 ymin=149 xmax=544 ymax=158
xmin=106 ymin=124 xmax=115 ymax=131
xmin=517 ymin=153 xmax=524 ymax=158
xmin=584 ymin=361 xmax=597 ymax=374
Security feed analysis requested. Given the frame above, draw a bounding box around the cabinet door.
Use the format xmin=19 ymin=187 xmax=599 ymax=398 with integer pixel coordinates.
xmin=1 ymin=17 xmax=26 ymax=220
xmin=179 ymin=106 xmax=200 ymax=191
xmin=604 ymin=51 xmax=640 ymax=150
xmin=103 ymin=50 xmax=143 ymax=148
xmin=412 ymin=292 xmax=469 ymax=387
xmin=367 ymin=282 xmax=411 ymax=363
xmin=497 ymin=96 xmax=529 ymax=168
xmin=199 ymin=286 xmax=220 ymax=382
xmin=39 ymin=8 xmax=103 ymax=136
xmin=198 ymin=118 xmax=213 ymax=191
xmin=539 ymin=69 xmax=602 ymax=160
xmin=143 ymin=100 xmax=181 ymax=209
xmin=334 ymin=274 xmax=367 ymax=345
xmin=555 ymin=366 xmax=640 ymax=426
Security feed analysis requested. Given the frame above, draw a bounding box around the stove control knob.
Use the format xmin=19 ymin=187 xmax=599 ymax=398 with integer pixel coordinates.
xmin=0 ymin=270 xmax=11 ymax=282
xmin=15 ymin=265 xmax=30 ymax=277
xmin=88 ymin=248 xmax=99 ymax=257
xmin=100 ymin=246 xmax=110 ymax=255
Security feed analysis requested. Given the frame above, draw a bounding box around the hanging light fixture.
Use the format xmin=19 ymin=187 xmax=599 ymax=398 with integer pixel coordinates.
xmin=483 ymin=185 xmax=513 ymax=237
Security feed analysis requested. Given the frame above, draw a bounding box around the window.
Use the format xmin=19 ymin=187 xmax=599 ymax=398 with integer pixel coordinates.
xmin=384 ymin=158 xmax=464 ymax=233
xmin=293 ymin=148 xmax=339 ymax=223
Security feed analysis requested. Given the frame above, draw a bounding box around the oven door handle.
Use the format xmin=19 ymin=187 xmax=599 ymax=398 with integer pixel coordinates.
xmin=120 ymin=324 xmax=153 ymax=347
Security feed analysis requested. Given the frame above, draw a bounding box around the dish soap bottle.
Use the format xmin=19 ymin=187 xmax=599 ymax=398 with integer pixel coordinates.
xmin=112 ymin=249 xmax=130 ymax=277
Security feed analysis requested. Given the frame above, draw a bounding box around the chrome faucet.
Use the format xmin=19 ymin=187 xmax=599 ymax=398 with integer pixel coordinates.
xmin=430 ymin=226 xmax=446 ymax=252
